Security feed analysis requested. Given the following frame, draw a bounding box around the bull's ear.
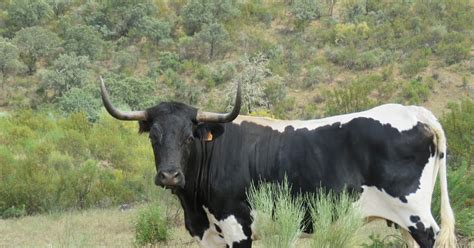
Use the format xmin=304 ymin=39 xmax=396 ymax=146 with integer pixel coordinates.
xmin=194 ymin=123 xmax=224 ymax=142
xmin=138 ymin=120 xmax=151 ymax=133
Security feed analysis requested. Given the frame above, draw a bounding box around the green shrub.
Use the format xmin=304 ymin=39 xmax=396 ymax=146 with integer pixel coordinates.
xmin=158 ymin=51 xmax=181 ymax=74
xmin=324 ymin=77 xmax=377 ymax=116
xmin=401 ymin=55 xmax=429 ymax=78
xmin=402 ymin=79 xmax=430 ymax=105
xmin=290 ymin=0 xmax=323 ymax=31
xmin=440 ymin=99 xmax=474 ymax=165
xmin=361 ymin=234 xmax=406 ymax=248
xmin=63 ymin=24 xmax=104 ymax=60
xmin=247 ymin=178 xmax=305 ymax=248
xmin=1 ymin=205 xmax=27 ymax=219
xmin=40 ymin=54 xmax=91 ymax=99
xmin=431 ymin=160 xmax=474 ymax=237
xmin=14 ymin=26 xmax=62 ymax=73
xmin=5 ymin=0 xmax=53 ymax=34
xmin=309 ymin=189 xmax=364 ymax=248
xmin=437 ymin=42 xmax=470 ymax=66
xmin=134 ymin=202 xmax=171 ymax=246
xmin=302 ymin=66 xmax=330 ymax=88
xmin=0 ymin=111 xmax=155 ymax=216
xmin=57 ymin=87 xmax=101 ymax=122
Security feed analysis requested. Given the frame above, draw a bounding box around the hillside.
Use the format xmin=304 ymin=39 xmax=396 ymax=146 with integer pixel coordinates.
xmin=0 ymin=0 xmax=472 ymax=118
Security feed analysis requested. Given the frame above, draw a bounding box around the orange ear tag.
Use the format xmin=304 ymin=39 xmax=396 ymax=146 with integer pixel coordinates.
xmin=204 ymin=132 xmax=213 ymax=142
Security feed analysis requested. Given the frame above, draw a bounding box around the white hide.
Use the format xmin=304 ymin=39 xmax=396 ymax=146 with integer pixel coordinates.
xmin=357 ymin=155 xmax=439 ymax=235
xmin=195 ymin=207 xmax=247 ymax=248
xmin=234 ymin=104 xmax=423 ymax=133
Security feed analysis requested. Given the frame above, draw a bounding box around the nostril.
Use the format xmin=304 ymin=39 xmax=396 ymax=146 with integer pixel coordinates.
xmin=171 ymin=171 xmax=180 ymax=179
xmin=158 ymin=171 xmax=167 ymax=179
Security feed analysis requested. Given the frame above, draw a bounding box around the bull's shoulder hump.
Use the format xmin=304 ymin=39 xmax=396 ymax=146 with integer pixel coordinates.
xmin=233 ymin=104 xmax=432 ymax=133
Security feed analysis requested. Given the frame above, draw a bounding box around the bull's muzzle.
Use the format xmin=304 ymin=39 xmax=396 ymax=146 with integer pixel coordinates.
xmin=155 ymin=169 xmax=184 ymax=188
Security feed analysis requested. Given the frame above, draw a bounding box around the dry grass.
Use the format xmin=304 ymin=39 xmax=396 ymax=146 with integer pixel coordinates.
xmin=1 ymin=206 xmax=470 ymax=247
xmin=0 ymin=205 xmax=405 ymax=248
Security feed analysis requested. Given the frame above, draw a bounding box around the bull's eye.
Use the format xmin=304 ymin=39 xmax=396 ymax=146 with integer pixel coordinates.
xmin=185 ymin=136 xmax=194 ymax=145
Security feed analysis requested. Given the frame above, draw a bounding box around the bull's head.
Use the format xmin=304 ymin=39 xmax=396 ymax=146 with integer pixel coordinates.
xmin=99 ymin=77 xmax=241 ymax=189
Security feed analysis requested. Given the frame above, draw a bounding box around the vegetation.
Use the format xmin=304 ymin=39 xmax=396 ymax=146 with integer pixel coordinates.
xmin=134 ymin=201 xmax=171 ymax=246
xmin=309 ymin=189 xmax=364 ymax=248
xmin=0 ymin=111 xmax=158 ymax=215
xmin=0 ymin=0 xmax=472 ymax=246
xmin=247 ymin=178 xmax=305 ymax=248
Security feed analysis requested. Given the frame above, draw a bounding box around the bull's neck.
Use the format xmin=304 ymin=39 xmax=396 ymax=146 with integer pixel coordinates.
xmin=179 ymin=140 xmax=216 ymax=209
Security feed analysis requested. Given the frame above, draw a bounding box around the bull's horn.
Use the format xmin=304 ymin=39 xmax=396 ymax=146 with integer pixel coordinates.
xmin=196 ymin=81 xmax=241 ymax=123
xmin=100 ymin=76 xmax=147 ymax=121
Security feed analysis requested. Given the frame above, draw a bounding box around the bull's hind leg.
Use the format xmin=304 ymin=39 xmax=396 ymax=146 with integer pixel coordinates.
xmin=404 ymin=214 xmax=439 ymax=248
xmin=400 ymin=227 xmax=419 ymax=248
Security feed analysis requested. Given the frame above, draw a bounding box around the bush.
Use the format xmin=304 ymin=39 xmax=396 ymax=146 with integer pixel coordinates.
xmin=196 ymin=23 xmax=231 ymax=60
xmin=40 ymin=54 xmax=91 ymax=99
xmin=402 ymin=79 xmax=430 ymax=105
xmin=5 ymin=0 xmax=53 ymax=34
xmin=134 ymin=202 xmax=171 ymax=246
xmin=401 ymin=54 xmax=429 ymax=78
xmin=361 ymin=234 xmax=406 ymax=248
xmin=0 ymin=111 xmax=156 ymax=216
xmin=1 ymin=205 xmax=27 ymax=219
xmin=247 ymin=178 xmax=305 ymax=248
xmin=440 ymin=99 xmax=474 ymax=166
xmin=431 ymin=160 xmax=474 ymax=237
xmin=63 ymin=24 xmax=104 ymax=60
xmin=158 ymin=51 xmax=181 ymax=74
xmin=57 ymin=87 xmax=101 ymax=122
xmin=181 ymin=0 xmax=238 ymax=35
xmin=302 ymin=66 xmax=331 ymax=88
xmin=290 ymin=0 xmax=323 ymax=31
xmin=324 ymin=77 xmax=377 ymax=116
xmin=14 ymin=26 xmax=61 ymax=73
xmin=310 ymin=189 xmax=364 ymax=248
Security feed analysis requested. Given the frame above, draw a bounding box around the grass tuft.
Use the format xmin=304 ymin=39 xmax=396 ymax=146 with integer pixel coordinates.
xmin=248 ymin=178 xmax=305 ymax=248
xmin=309 ymin=189 xmax=364 ymax=248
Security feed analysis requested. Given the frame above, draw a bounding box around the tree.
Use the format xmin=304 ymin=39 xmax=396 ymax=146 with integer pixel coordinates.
xmin=63 ymin=25 xmax=104 ymax=59
xmin=196 ymin=23 xmax=231 ymax=60
xmin=41 ymin=54 xmax=91 ymax=99
xmin=0 ymin=39 xmax=26 ymax=89
xmin=5 ymin=0 xmax=53 ymax=35
xmin=104 ymin=75 xmax=158 ymax=110
xmin=181 ymin=0 xmax=238 ymax=35
xmin=14 ymin=26 xmax=61 ymax=73
xmin=129 ymin=16 xmax=171 ymax=44
xmin=82 ymin=1 xmax=158 ymax=40
xmin=290 ymin=0 xmax=323 ymax=31
xmin=57 ymin=87 xmax=101 ymax=122
xmin=226 ymin=54 xmax=271 ymax=114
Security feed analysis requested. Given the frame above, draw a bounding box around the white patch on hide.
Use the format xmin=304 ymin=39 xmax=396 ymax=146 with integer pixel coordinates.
xmin=357 ymin=155 xmax=439 ymax=235
xmin=234 ymin=104 xmax=428 ymax=133
xmin=195 ymin=206 xmax=247 ymax=248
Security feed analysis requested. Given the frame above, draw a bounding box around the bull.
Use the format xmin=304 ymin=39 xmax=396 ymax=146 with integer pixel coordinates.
xmin=100 ymin=78 xmax=456 ymax=248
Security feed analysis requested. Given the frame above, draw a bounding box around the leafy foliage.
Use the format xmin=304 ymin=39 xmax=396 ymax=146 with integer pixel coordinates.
xmin=62 ymin=24 xmax=104 ymax=59
xmin=13 ymin=26 xmax=61 ymax=72
xmin=0 ymin=39 xmax=26 ymax=86
xmin=290 ymin=0 xmax=323 ymax=30
xmin=0 ymin=111 xmax=157 ymax=216
xmin=41 ymin=54 xmax=91 ymax=99
xmin=5 ymin=0 xmax=53 ymax=35
xmin=181 ymin=0 xmax=238 ymax=35
xmin=440 ymin=99 xmax=474 ymax=166
xmin=134 ymin=202 xmax=171 ymax=245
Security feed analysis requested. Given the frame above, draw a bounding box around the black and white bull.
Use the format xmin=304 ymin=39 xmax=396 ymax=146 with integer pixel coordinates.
xmin=100 ymin=78 xmax=456 ymax=248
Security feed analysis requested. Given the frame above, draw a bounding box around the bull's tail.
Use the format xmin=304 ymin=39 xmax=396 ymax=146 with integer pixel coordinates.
xmin=430 ymin=118 xmax=457 ymax=248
